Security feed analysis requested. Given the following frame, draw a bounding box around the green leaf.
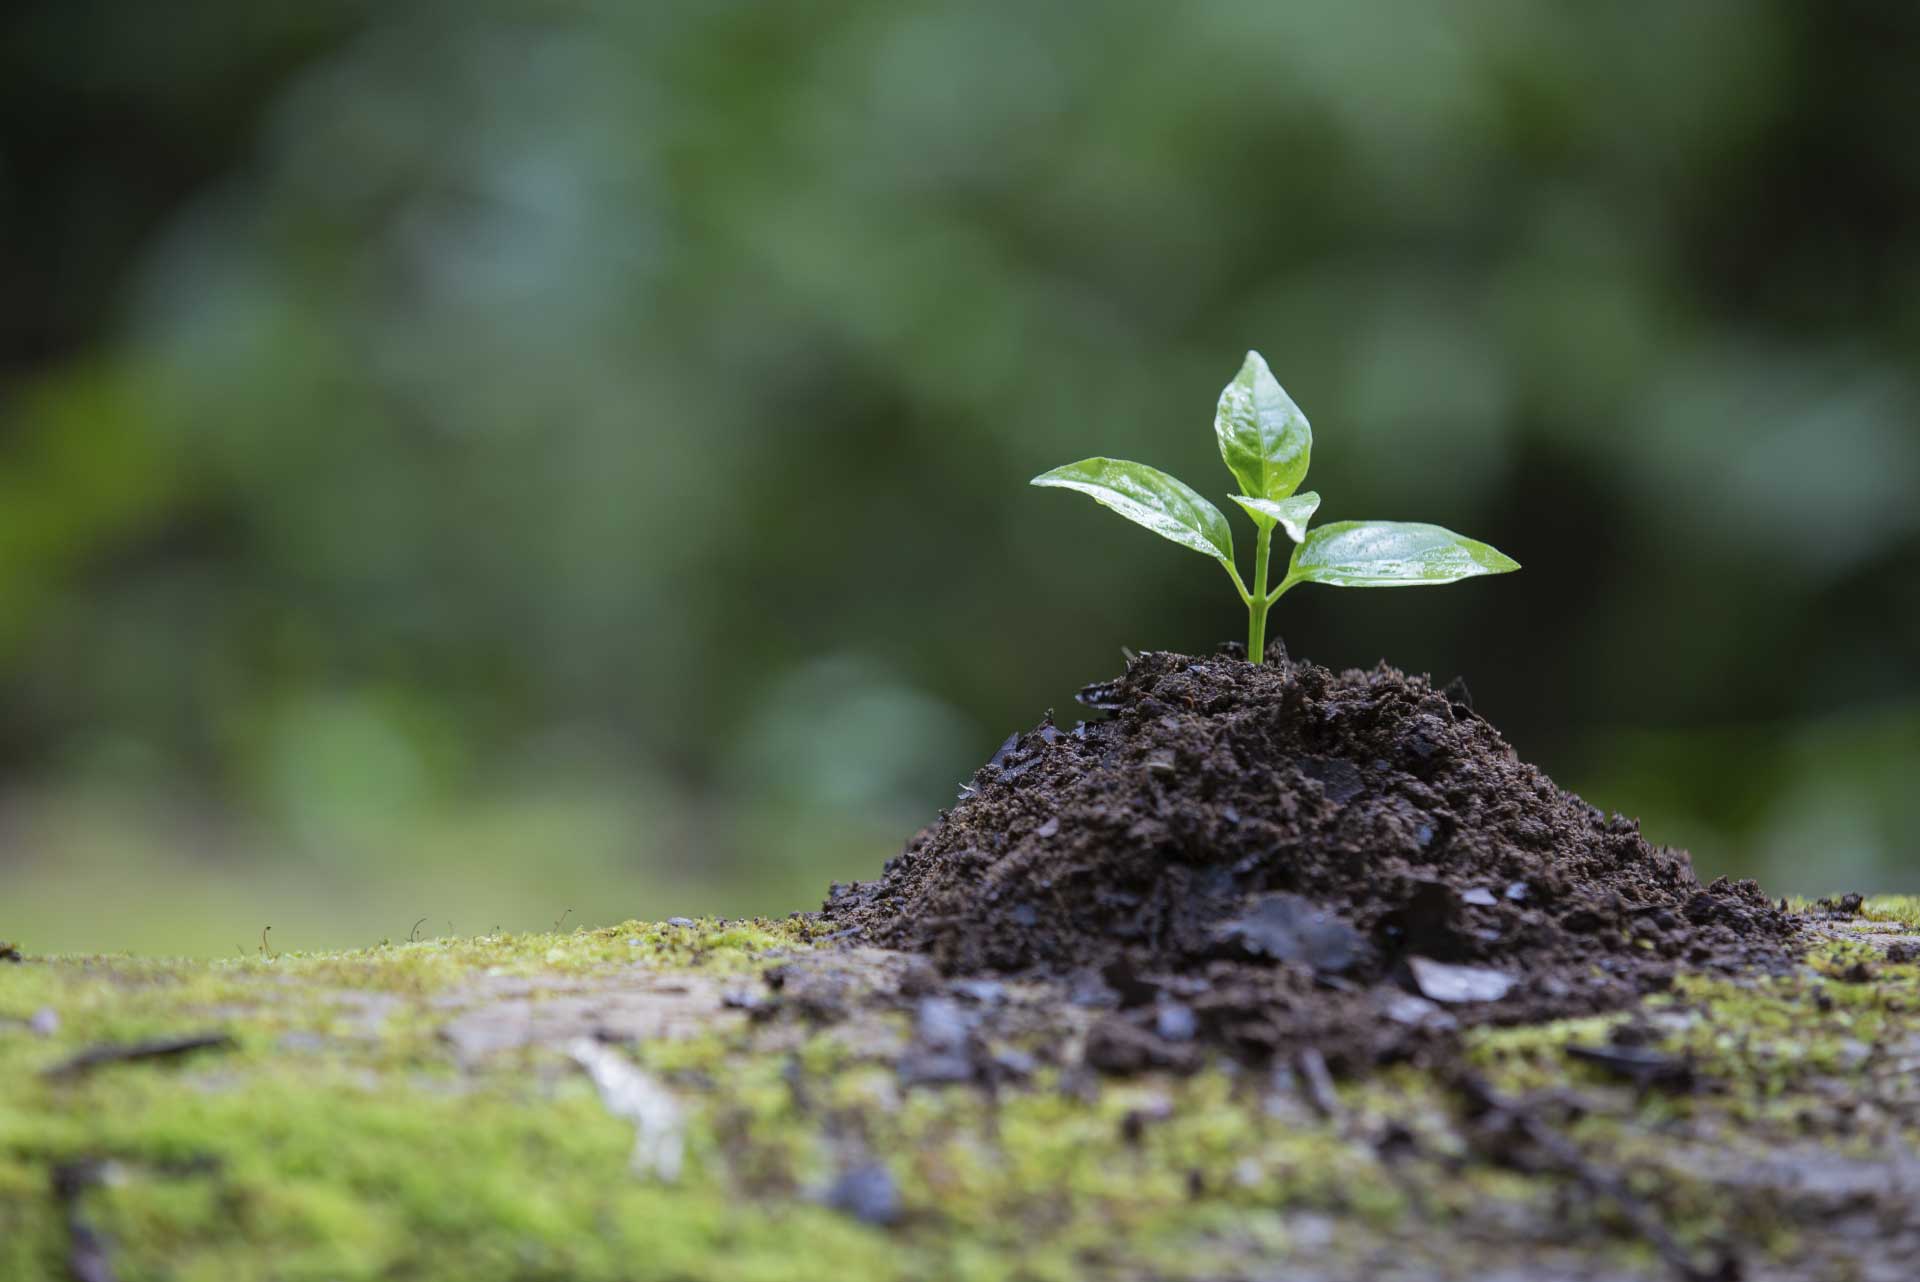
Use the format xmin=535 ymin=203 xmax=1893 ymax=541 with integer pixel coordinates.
xmin=1031 ymin=457 xmax=1235 ymax=566
xmin=1285 ymin=521 xmax=1519 ymax=588
xmin=1230 ymin=491 xmax=1320 ymax=544
xmin=1214 ymin=351 xmax=1311 ymax=501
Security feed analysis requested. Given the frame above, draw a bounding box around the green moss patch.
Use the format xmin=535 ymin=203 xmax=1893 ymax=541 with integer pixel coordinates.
xmin=6 ymin=908 xmax=1920 ymax=1280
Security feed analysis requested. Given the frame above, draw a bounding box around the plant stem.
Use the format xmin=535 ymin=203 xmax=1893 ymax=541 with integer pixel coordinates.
xmin=1247 ymin=522 xmax=1273 ymax=662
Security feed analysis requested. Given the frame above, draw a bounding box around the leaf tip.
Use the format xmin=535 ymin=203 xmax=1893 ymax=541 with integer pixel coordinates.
xmin=1029 ymin=459 xmax=1087 ymax=488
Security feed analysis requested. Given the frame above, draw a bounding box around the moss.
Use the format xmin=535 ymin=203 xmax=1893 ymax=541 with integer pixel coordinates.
xmin=5 ymin=911 xmax=1919 ymax=1280
xmin=1857 ymin=894 xmax=1920 ymax=928
xmin=1448 ymin=908 xmax=1920 ymax=1264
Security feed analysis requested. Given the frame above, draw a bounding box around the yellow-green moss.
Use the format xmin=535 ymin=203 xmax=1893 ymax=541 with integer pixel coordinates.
xmin=5 ymin=907 xmax=1919 ymax=1280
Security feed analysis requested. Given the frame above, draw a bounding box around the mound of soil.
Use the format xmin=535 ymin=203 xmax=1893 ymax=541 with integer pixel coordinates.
xmin=824 ymin=646 xmax=1799 ymax=1067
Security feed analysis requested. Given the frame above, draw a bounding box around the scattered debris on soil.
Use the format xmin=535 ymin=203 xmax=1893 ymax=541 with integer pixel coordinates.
xmin=11 ymin=907 xmax=1920 ymax=1281
xmin=1455 ymin=1073 xmax=1738 ymax=1282
xmin=825 ymin=647 xmax=1800 ymax=1068
xmin=42 ymin=1032 xmax=235 ymax=1080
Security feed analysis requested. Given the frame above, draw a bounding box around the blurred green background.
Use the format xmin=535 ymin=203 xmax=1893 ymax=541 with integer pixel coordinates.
xmin=3 ymin=1 xmax=1916 ymax=955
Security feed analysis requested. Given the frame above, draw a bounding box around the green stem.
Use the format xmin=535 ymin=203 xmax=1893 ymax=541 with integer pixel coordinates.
xmin=1222 ymin=558 xmax=1252 ymax=607
xmin=1247 ymin=522 xmax=1273 ymax=662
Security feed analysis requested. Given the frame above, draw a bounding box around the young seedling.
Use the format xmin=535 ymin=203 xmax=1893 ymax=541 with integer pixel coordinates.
xmin=1033 ymin=351 xmax=1518 ymax=662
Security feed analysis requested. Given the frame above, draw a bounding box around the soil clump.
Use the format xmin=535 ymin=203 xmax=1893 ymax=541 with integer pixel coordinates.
xmin=823 ymin=646 xmax=1800 ymax=1068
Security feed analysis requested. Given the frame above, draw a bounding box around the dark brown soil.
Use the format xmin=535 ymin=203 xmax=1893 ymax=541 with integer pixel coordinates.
xmin=823 ymin=646 xmax=1800 ymax=1069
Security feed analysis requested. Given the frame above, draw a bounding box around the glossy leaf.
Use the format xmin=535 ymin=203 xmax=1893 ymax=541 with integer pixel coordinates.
xmin=1032 ymin=457 xmax=1235 ymax=567
xmin=1230 ymin=491 xmax=1320 ymax=544
xmin=1284 ymin=521 xmax=1519 ymax=588
xmin=1214 ymin=351 xmax=1311 ymax=501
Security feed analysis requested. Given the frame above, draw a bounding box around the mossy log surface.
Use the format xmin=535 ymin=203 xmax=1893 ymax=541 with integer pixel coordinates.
xmin=5 ymin=900 xmax=1920 ymax=1281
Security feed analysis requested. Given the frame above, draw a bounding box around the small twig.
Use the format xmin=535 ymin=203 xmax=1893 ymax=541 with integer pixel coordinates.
xmin=1565 ymin=1043 xmax=1698 ymax=1093
xmin=568 ymin=1038 xmax=684 ymax=1180
xmin=44 ymin=1033 xmax=235 ymax=1081
xmin=1295 ymin=1047 xmax=1346 ymax=1124
xmin=52 ymin=1160 xmax=119 ymax=1282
